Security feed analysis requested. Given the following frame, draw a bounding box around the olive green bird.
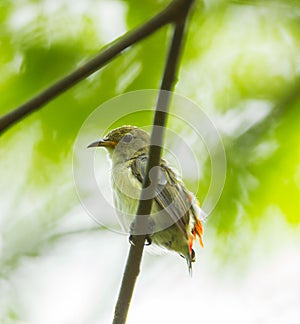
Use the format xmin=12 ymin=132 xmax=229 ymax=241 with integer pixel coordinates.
xmin=88 ymin=126 xmax=204 ymax=272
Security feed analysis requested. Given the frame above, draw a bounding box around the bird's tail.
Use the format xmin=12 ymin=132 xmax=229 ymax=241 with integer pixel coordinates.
xmin=186 ymin=247 xmax=196 ymax=276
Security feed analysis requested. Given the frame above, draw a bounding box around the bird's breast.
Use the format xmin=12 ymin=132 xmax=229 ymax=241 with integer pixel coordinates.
xmin=111 ymin=163 xmax=142 ymax=218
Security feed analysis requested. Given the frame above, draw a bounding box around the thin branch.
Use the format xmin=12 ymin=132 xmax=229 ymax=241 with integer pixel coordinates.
xmin=235 ymin=75 xmax=300 ymax=149
xmin=47 ymin=226 xmax=106 ymax=241
xmin=0 ymin=226 xmax=105 ymax=276
xmin=0 ymin=0 xmax=191 ymax=135
xmin=112 ymin=1 xmax=194 ymax=323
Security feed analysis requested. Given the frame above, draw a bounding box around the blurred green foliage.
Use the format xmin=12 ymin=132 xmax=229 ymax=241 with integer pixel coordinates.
xmin=0 ymin=0 xmax=300 ymax=294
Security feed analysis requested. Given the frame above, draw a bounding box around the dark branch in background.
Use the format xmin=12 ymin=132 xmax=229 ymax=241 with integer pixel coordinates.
xmin=0 ymin=0 xmax=191 ymax=135
xmin=235 ymin=75 xmax=300 ymax=149
xmin=112 ymin=1 xmax=194 ymax=323
xmin=0 ymin=226 xmax=104 ymax=276
xmin=47 ymin=226 xmax=106 ymax=241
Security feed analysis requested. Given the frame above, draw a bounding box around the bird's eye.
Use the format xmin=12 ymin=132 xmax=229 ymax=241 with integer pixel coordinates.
xmin=123 ymin=133 xmax=133 ymax=143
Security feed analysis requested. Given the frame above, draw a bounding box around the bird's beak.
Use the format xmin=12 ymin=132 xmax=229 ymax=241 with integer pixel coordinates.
xmin=87 ymin=139 xmax=117 ymax=148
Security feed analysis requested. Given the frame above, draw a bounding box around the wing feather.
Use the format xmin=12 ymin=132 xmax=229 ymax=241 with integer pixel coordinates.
xmin=130 ymin=154 xmax=191 ymax=238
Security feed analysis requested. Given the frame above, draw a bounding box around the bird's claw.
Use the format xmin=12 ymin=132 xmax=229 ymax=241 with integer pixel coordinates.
xmin=129 ymin=217 xmax=154 ymax=246
xmin=129 ymin=235 xmax=135 ymax=246
xmin=128 ymin=234 xmax=152 ymax=246
xmin=145 ymin=235 xmax=152 ymax=246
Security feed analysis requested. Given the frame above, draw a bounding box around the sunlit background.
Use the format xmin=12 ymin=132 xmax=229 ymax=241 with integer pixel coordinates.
xmin=1 ymin=0 xmax=300 ymax=323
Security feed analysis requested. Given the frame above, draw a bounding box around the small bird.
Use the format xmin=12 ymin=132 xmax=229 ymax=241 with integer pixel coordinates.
xmin=88 ymin=125 xmax=204 ymax=272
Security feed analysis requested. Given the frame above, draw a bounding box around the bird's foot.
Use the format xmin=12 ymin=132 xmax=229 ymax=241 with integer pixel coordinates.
xmin=129 ymin=234 xmax=136 ymax=246
xmin=128 ymin=234 xmax=152 ymax=246
xmin=129 ymin=217 xmax=154 ymax=246
xmin=145 ymin=235 xmax=152 ymax=246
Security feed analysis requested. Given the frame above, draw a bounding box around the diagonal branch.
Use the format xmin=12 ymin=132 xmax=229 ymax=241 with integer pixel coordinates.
xmin=235 ymin=75 xmax=300 ymax=150
xmin=112 ymin=1 xmax=194 ymax=323
xmin=0 ymin=0 xmax=192 ymax=135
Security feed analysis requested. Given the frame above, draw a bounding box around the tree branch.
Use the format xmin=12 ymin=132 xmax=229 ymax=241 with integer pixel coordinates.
xmin=0 ymin=0 xmax=192 ymax=135
xmin=112 ymin=1 xmax=194 ymax=323
xmin=235 ymin=75 xmax=300 ymax=150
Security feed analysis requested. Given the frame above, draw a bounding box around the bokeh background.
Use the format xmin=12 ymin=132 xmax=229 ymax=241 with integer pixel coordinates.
xmin=1 ymin=0 xmax=300 ymax=323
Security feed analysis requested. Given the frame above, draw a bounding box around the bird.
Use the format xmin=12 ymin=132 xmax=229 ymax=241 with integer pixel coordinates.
xmin=88 ymin=125 xmax=204 ymax=272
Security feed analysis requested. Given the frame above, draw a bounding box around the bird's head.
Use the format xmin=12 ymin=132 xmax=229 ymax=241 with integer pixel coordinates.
xmin=88 ymin=125 xmax=150 ymax=164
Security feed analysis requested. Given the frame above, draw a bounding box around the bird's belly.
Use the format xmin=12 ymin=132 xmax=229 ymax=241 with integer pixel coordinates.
xmin=111 ymin=166 xmax=141 ymax=231
xmin=111 ymin=166 xmax=190 ymax=258
xmin=113 ymin=188 xmax=189 ymax=257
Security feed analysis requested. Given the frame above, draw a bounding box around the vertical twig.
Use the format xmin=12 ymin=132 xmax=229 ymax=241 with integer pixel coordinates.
xmin=112 ymin=1 xmax=194 ymax=323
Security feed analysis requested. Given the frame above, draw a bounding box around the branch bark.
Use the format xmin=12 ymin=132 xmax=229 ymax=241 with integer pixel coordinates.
xmin=0 ymin=0 xmax=192 ymax=135
xmin=112 ymin=1 xmax=194 ymax=323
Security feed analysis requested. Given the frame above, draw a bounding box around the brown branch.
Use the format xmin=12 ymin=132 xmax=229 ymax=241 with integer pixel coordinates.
xmin=112 ymin=1 xmax=194 ymax=323
xmin=0 ymin=0 xmax=192 ymax=135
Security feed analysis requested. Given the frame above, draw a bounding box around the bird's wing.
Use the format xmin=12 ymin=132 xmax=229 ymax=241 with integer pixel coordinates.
xmin=130 ymin=154 xmax=191 ymax=238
